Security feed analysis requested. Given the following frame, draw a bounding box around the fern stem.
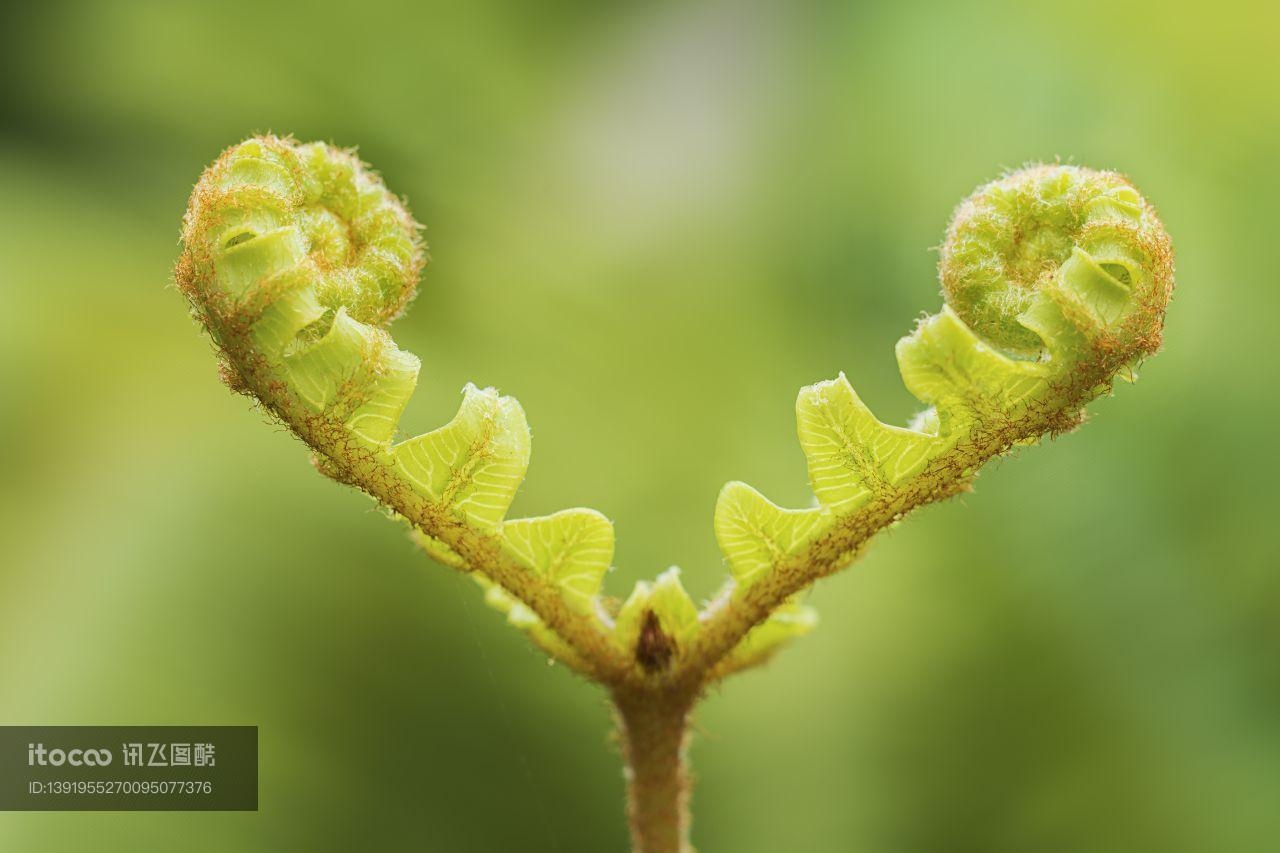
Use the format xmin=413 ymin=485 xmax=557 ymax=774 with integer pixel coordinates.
xmin=266 ymin=395 xmax=635 ymax=684
xmin=688 ymin=354 xmax=1117 ymax=680
xmin=175 ymin=142 xmax=1176 ymax=849
xmin=614 ymin=687 xmax=697 ymax=853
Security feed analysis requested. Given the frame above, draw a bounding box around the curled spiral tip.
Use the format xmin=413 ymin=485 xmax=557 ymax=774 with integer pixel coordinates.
xmin=177 ymin=134 xmax=426 ymax=334
xmin=939 ymin=163 xmax=1174 ymax=359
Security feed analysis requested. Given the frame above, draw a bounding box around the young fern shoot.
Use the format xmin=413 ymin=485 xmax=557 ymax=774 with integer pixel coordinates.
xmin=175 ymin=138 xmax=1173 ymax=853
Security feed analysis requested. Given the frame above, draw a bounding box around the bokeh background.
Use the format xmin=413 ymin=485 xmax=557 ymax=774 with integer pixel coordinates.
xmin=2 ymin=1 xmax=1277 ymax=850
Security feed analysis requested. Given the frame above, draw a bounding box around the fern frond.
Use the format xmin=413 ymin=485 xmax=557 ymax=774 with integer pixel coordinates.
xmin=176 ymin=144 xmax=1175 ymax=853
xmin=177 ymin=135 xmax=627 ymax=679
xmin=695 ymin=164 xmax=1174 ymax=679
xmin=177 ymin=142 xmax=1172 ymax=690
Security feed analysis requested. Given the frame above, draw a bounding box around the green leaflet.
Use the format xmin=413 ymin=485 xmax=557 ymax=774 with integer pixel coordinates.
xmin=613 ymin=568 xmax=700 ymax=665
xmin=409 ymin=526 xmax=591 ymax=670
xmin=474 ymin=576 xmax=587 ymax=671
xmin=895 ymin=307 xmax=1050 ymax=414
xmin=1057 ymin=247 xmax=1133 ymax=327
xmin=409 ymin=529 xmax=467 ymax=571
xmin=719 ymin=599 xmax=818 ymax=674
xmin=275 ymin=306 xmax=420 ymax=447
xmin=217 ymin=151 xmax=298 ymax=198
xmin=409 ymin=482 xmax=617 ymax=624
xmin=613 ymin=580 xmax=655 ymax=654
xmin=649 ymin=568 xmax=700 ymax=646
xmin=345 ymin=340 xmax=419 ymax=447
xmin=501 ymin=509 xmax=614 ymax=614
xmin=1017 ymin=291 xmax=1089 ymax=357
xmin=714 ymin=482 xmax=829 ymax=588
xmin=412 ymin=514 xmax=612 ymax=669
xmin=392 ymin=384 xmax=530 ymax=531
xmin=797 ymin=373 xmax=943 ymax=508
xmin=250 ymin=281 xmax=325 ymax=358
xmin=216 ymin=225 xmax=308 ymax=299
xmin=283 ymin=308 xmax=368 ymax=409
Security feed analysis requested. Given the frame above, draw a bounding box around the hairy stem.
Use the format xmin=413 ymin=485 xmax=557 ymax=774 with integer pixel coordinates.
xmin=176 ymin=142 xmax=1175 ymax=851
xmin=688 ymin=359 xmax=1117 ymax=681
xmin=230 ymin=347 xmax=635 ymax=684
xmin=614 ymin=687 xmax=698 ymax=853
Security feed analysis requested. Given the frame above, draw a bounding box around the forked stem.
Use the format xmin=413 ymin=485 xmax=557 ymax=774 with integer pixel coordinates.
xmin=614 ymin=687 xmax=698 ymax=853
xmin=175 ymin=142 xmax=1176 ymax=852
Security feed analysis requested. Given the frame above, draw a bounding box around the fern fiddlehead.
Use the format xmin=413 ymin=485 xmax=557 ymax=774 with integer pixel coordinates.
xmin=692 ymin=164 xmax=1174 ymax=680
xmin=176 ymin=136 xmax=629 ymax=682
xmin=175 ymin=141 xmax=1173 ymax=853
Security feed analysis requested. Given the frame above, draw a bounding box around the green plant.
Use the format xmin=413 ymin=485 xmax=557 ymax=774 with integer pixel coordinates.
xmin=175 ymin=137 xmax=1174 ymax=852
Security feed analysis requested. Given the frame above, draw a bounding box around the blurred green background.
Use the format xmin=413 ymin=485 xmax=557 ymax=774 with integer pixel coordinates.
xmin=2 ymin=1 xmax=1277 ymax=850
